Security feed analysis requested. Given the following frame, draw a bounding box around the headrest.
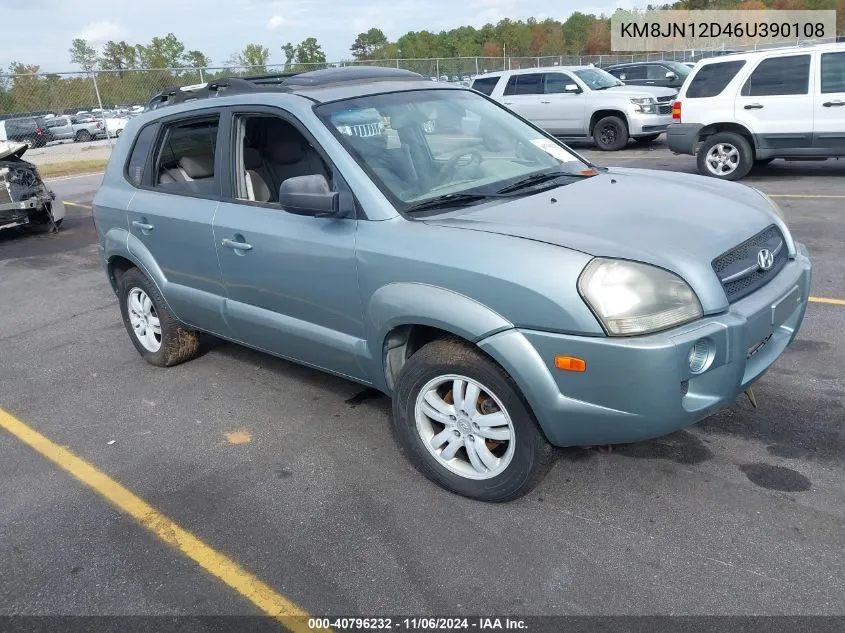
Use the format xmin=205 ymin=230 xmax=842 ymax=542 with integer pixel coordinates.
xmin=178 ymin=155 xmax=214 ymax=178
xmin=243 ymin=147 xmax=262 ymax=169
xmin=267 ymin=140 xmax=304 ymax=164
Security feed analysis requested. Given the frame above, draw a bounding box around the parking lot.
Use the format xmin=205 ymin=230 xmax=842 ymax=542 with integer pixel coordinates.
xmin=1 ymin=139 xmax=844 ymax=621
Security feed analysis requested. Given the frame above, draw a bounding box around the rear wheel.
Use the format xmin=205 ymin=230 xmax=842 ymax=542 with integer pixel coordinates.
xmin=391 ymin=338 xmax=555 ymax=502
xmin=117 ymin=267 xmax=200 ymax=367
xmin=592 ymin=115 xmax=629 ymax=151
xmin=697 ymin=132 xmax=754 ymax=180
xmin=75 ymin=130 xmax=92 ymax=142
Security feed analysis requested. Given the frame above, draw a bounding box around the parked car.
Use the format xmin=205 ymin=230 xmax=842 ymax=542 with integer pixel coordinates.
xmin=0 ymin=141 xmax=65 ymax=232
xmin=0 ymin=117 xmax=55 ymax=148
xmin=93 ymin=66 xmax=811 ymax=502
xmin=103 ymin=115 xmax=129 ymax=138
xmin=603 ymin=61 xmax=691 ymax=89
xmin=667 ymin=42 xmax=845 ymax=180
xmin=42 ymin=115 xmax=107 ymax=142
xmin=471 ymin=66 xmax=677 ymax=150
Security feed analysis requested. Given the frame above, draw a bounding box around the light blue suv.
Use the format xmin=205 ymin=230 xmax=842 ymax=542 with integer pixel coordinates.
xmin=93 ymin=67 xmax=812 ymax=501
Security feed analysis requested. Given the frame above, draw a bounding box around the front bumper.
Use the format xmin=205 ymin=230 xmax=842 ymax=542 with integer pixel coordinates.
xmin=667 ymin=122 xmax=704 ymax=155
xmin=628 ymin=112 xmax=673 ymax=136
xmin=478 ymin=243 xmax=812 ymax=447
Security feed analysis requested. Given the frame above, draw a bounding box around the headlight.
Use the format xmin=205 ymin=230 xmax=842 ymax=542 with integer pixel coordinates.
xmin=578 ymin=259 xmax=703 ymax=336
xmin=630 ymin=97 xmax=657 ymax=113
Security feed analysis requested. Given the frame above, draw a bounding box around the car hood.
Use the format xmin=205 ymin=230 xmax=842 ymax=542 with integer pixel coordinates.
xmin=0 ymin=140 xmax=28 ymax=161
xmin=422 ymin=167 xmax=787 ymax=307
xmin=603 ymin=84 xmax=677 ymax=98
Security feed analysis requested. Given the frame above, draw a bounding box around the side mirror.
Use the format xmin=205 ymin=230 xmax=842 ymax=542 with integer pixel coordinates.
xmin=565 ymin=84 xmax=580 ymax=93
xmin=666 ymin=71 xmax=677 ymax=79
xmin=278 ymin=175 xmax=353 ymax=219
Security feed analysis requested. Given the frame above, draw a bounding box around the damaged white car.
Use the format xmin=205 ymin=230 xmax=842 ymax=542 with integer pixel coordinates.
xmin=0 ymin=141 xmax=65 ymax=233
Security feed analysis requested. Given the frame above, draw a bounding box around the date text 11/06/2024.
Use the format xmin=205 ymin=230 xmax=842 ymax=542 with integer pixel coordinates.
xmin=307 ymin=617 xmax=528 ymax=630
xmin=618 ymin=21 xmax=827 ymax=39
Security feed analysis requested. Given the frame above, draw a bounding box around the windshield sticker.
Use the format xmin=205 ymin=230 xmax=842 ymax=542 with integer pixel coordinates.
xmin=530 ymin=138 xmax=579 ymax=162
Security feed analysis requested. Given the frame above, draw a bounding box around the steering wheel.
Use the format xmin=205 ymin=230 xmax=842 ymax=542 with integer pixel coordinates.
xmin=435 ymin=149 xmax=483 ymax=186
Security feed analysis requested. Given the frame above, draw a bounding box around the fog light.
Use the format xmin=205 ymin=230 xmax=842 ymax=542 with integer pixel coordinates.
xmin=688 ymin=339 xmax=713 ymax=374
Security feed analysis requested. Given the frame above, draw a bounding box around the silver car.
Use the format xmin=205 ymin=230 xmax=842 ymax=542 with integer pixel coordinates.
xmin=92 ymin=67 xmax=811 ymax=501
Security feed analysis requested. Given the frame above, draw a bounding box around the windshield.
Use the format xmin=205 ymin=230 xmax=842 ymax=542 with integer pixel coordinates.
xmin=663 ymin=61 xmax=692 ymax=77
xmin=315 ymin=89 xmax=592 ymax=211
xmin=572 ymin=68 xmax=623 ymax=90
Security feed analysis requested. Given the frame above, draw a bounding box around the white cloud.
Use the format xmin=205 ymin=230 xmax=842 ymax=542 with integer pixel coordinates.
xmin=76 ymin=20 xmax=125 ymax=44
xmin=267 ymin=15 xmax=286 ymax=30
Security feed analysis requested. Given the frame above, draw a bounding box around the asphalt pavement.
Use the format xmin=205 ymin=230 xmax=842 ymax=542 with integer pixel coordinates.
xmin=1 ymin=143 xmax=843 ymax=619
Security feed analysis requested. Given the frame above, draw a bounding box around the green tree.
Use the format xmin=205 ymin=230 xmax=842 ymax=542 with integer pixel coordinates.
xmin=136 ymin=34 xmax=186 ymax=69
xmin=69 ymin=38 xmax=98 ymax=71
xmin=238 ymin=43 xmax=271 ymax=71
xmin=281 ymin=43 xmax=297 ymax=70
xmin=294 ymin=38 xmax=327 ymax=68
xmin=184 ymin=50 xmax=211 ymax=69
xmin=100 ymin=41 xmax=138 ymax=72
xmin=350 ymin=28 xmax=389 ymax=60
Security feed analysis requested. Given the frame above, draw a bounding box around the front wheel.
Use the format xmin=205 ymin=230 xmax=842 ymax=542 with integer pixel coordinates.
xmin=75 ymin=130 xmax=92 ymax=142
xmin=592 ymin=115 xmax=629 ymax=151
xmin=697 ymin=132 xmax=754 ymax=180
xmin=392 ymin=338 xmax=555 ymax=502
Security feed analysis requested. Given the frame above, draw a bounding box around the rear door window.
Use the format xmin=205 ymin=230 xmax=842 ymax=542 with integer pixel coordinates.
xmin=503 ymin=73 xmax=544 ymax=96
xmin=686 ymin=60 xmax=746 ymax=98
xmin=152 ymin=116 xmax=220 ymax=196
xmin=742 ymin=55 xmax=810 ymax=96
xmin=821 ymin=52 xmax=845 ymax=93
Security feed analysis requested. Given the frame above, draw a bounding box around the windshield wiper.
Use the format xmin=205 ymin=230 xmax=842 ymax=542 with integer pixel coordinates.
xmin=494 ymin=171 xmax=576 ymax=195
xmin=404 ymin=192 xmax=505 ymax=213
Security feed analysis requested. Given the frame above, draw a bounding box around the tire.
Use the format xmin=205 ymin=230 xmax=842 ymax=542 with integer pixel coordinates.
xmin=391 ymin=337 xmax=555 ymax=502
xmin=592 ymin=115 xmax=629 ymax=151
xmin=634 ymin=133 xmax=661 ymax=144
xmin=75 ymin=130 xmax=92 ymax=142
xmin=115 ymin=129 xmax=122 ymax=138
xmin=117 ymin=267 xmax=200 ymax=367
xmin=697 ymin=132 xmax=754 ymax=180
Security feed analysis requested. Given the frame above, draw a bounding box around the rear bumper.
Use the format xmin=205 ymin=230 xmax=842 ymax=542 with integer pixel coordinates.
xmin=478 ymin=243 xmax=812 ymax=447
xmin=667 ymin=123 xmax=703 ymax=155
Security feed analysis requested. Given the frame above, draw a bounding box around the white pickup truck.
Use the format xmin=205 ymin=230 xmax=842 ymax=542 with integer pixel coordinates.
xmin=471 ymin=66 xmax=678 ymax=150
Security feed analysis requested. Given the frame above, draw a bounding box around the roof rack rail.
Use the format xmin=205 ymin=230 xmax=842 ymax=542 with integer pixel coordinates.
xmin=146 ymin=72 xmax=302 ymax=110
xmin=144 ymin=66 xmax=428 ymax=110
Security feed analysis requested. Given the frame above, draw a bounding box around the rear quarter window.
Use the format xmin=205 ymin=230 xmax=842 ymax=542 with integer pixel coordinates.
xmin=471 ymin=76 xmax=499 ymax=96
xmin=686 ymin=60 xmax=746 ymax=98
xmin=125 ymin=124 xmax=159 ymax=187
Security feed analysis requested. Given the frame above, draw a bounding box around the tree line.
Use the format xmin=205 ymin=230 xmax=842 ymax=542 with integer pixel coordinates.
xmin=1 ymin=0 xmax=843 ymax=115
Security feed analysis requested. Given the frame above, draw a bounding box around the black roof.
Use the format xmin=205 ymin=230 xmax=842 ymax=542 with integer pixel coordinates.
xmin=145 ymin=67 xmax=426 ymax=110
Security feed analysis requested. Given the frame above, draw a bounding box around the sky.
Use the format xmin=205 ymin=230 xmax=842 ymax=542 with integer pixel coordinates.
xmin=0 ymin=0 xmax=638 ymax=74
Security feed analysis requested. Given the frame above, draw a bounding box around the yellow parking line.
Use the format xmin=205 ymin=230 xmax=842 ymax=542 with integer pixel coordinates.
xmin=809 ymin=296 xmax=845 ymax=306
xmin=0 ymin=408 xmax=323 ymax=633
xmin=768 ymin=194 xmax=845 ymax=199
xmin=62 ymin=201 xmax=92 ymax=209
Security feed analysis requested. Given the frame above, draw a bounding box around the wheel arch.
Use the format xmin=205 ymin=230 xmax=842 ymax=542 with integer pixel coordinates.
xmin=695 ymin=122 xmax=756 ymax=152
xmin=104 ymin=231 xmax=179 ymax=318
xmin=589 ymin=109 xmax=629 ymax=135
xmin=367 ymin=283 xmax=514 ymax=393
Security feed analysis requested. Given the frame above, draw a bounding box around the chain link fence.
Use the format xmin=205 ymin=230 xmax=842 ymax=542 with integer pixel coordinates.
xmin=1 ymin=37 xmax=838 ymax=162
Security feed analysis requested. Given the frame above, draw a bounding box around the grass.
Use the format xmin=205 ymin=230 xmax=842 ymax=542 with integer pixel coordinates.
xmin=37 ymin=159 xmax=108 ymax=179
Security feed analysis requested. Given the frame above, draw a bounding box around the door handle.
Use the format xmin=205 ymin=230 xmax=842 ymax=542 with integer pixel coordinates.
xmin=221 ymin=238 xmax=252 ymax=251
xmin=744 ymin=103 xmax=764 ymax=110
xmin=822 ymin=100 xmax=845 ymax=107
xmin=131 ymin=220 xmax=154 ymax=231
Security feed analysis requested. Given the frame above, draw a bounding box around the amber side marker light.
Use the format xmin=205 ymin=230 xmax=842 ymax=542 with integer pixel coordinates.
xmin=555 ymin=356 xmax=586 ymax=372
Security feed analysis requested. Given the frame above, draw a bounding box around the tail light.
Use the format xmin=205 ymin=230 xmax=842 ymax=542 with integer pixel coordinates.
xmin=672 ymin=101 xmax=681 ymax=121
xmin=35 ymin=127 xmax=43 ymax=135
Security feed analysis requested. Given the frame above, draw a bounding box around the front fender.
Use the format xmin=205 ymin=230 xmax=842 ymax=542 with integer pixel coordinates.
xmin=365 ymin=282 xmax=514 ymax=390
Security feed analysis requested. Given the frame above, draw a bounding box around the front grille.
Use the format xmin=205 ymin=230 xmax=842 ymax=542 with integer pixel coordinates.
xmin=658 ymin=104 xmax=672 ymax=114
xmin=712 ymin=224 xmax=788 ymax=303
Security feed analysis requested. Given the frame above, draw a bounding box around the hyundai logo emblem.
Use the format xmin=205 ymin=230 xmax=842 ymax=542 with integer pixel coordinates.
xmin=757 ymin=248 xmax=775 ymax=271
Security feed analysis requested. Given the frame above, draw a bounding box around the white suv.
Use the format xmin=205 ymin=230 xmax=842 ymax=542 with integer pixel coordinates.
xmin=667 ymin=43 xmax=845 ymax=180
xmin=472 ymin=67 xmax=677 ymax=151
